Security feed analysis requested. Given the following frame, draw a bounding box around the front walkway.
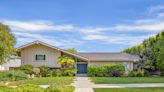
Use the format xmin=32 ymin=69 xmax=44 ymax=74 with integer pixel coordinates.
xmin=71 ymin=77 xmax=94 ymax=92
xmin=72 ymin=77 xmax=164 ymax=92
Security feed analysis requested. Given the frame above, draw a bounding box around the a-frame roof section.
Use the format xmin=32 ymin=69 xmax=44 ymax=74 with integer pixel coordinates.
xmin=17 ymin=40 xmax=89 ymax=61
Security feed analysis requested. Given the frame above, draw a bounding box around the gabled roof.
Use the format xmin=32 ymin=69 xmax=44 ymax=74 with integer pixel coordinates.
xmin=18 ymin=41 xmax=140 ymax=62
xmin=76 ymin=52 xmax=140 ymax=62
xmin=17 ymin=41 xmax=89 ymax=61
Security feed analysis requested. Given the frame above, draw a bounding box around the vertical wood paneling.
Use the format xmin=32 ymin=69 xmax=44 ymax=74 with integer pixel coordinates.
xmin=21 ymin=44 xmax=61 ymax=68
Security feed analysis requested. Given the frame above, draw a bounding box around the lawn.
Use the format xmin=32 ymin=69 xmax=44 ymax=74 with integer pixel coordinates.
xmin=9 ymin=77 xmax=74 ymax=86
xmin=91 ymin=77 xmax=164 ymax=84
xmin=94 ymin=87 xmax=164 ymax=92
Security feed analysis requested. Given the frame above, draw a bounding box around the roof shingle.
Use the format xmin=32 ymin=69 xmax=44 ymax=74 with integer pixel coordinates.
xmin=76 ymin=52 xmax=140 ymax=62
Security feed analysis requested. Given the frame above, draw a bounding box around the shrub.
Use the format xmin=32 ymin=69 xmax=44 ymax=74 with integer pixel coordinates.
xmin=128 ymin=69 xmax=145 ymax=77
xmin=33 ymin=68 xmax=40 ymax=77
xmin=16 ymin=84 xmax=45 ymax=92
xmin=108 ymin=64 xmax=125 ymax=77
xmin=88 ymin=65 xmax=111 ymax=77
xmin=19 ymin=64 xmax=34 ymax=75
xmin=46 ymin=84 xmax=74 ymax=92
xmin=160 ymin=70 xmax=164 ymax=76
xmin=144 ymin=70 xmax=151 ymax=77
xmin=39 ymin=66 xmax=50 ymax=77
xmin=136 ymin=69 xmax=145 ymax=77
xmin=128 ymin=70 xmax=137 ymax=77
xmin=63 ymin=69 xmax=76 ymax=76
xmin=0 ymin=70 xmax=28 ymax=81
xmin=0 ymin=84 xmax=13 ymax=92
xmin=87 ymin=64 xmax=125 ymax=77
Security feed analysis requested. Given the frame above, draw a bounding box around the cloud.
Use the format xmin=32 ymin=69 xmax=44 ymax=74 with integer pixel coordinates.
xmin=1 ymin=20 xmax=74 ymax=32
xmin=13 ymin=31 xmax=84 ymax=48
xmin=82 ymin=34 xmax=155 ymax=46
xmin=149 ymin=4 xmax=164 ymax=13
xmin=157 ymin=13 xmax=164 ymax=17
xmin=111 ymin=23 xmax=164 ymax=31
xmin=1 ymin=15 xmax=162 ymax=49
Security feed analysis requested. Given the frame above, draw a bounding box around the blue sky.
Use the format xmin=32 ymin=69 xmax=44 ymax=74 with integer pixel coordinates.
xmin=0 ymin=0 xmax=164 ymax=52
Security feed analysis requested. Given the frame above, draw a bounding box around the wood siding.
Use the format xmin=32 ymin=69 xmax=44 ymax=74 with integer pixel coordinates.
xmin=21 ymin=44 xmax=61 ymax=68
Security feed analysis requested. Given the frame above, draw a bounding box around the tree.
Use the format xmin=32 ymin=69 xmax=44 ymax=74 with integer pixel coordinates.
xmin=123 ymin=31 xmax=164 ymax=71
xmin=57 ymin=56 xmax=75 ymax=69
xmin=65 ymin=48 xmax=77 ymax=53
xmin=0 ymin=23 xmax=16 ymax=64
xmin=157 ymin=48 xmax=164 ymax=71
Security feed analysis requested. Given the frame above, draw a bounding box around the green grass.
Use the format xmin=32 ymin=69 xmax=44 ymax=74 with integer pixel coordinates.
xmin=9 ymin=77 xmax=73 ymax=86
xmin=91 ymin=77 xmax=164 ymax=84
xmin=94 ymin=87 xmax=164 ymax=92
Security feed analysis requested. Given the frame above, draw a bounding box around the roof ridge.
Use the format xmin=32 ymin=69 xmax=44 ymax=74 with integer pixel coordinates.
xmin=17 ymin=40 xmax=89 ymax=61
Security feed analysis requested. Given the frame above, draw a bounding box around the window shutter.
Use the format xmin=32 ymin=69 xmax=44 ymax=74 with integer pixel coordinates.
xmin=44 ymin=55 xmax=46 ymax=60
xmin=36 ymin=55 xmax=37 ymax=60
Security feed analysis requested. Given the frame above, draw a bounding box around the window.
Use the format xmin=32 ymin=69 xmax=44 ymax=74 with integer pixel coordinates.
xmin=36 ymin=54 xmax=46 ymax=60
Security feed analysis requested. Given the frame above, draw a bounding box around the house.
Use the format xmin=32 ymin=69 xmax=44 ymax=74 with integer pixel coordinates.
xmin=0 ymin=56 xmax=21 ymax=70
xmin=17 ymin=41 xmax=140 ymax=74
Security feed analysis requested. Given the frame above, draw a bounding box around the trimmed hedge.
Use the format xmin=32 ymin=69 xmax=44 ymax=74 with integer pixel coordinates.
xmin=87 ymin=64 xmax=125 ymax=77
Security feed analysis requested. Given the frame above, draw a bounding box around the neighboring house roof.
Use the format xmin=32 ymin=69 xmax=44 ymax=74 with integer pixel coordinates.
xmin=76 ymin=52 xmax=140 ymax=62
xmin=17 ymin=41 xmax=89 ymax=61
xmin=18 ymin=41 xmax=140 ymax=62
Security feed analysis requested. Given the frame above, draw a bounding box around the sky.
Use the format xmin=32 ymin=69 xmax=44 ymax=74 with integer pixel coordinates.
xmin=0 ymin=0 xmax=164 ymax=52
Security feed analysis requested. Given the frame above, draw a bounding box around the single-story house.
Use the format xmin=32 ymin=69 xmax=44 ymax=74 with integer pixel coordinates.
xmin=17 ymin=41 xmax=140 ymax=74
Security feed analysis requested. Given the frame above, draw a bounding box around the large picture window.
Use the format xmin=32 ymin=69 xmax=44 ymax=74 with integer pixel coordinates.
xmin=36 ymin=54 xmax=46 ymax=60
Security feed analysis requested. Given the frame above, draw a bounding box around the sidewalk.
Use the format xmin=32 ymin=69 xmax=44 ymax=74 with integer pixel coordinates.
xmin=72 ymin=77 xmax=164 ymax=92
xmin=94 ymin=83 xmax=164 ymax=88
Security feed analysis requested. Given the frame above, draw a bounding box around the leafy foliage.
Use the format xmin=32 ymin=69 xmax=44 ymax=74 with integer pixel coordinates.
xmin=57 ymin=56 xmax=75 ymax=69
xmin=128 ymin=69 xmax=145 ymax=77
xmin=0 ymin=70 xmax=28 ymax=81
xmin=32 ymin=68 xmax=40 ymax=77
xmin=87 ymin=64 xmax=125 ymax=77
xmin=0 ymin=23 xmax=16 ymax=64
xmin=65 ymin=48 xmax=77 ymax=53
xmin=19 ymin=64 xmax=34 ymax=75
xmin=16 ymin=84 xmax=45 ymax=92
xmin=46 ymin=84 xmax=75 ymax=92
xmin=123 ymin=31 xmax=164 ymax=72
xmin=39 ymin=66 xmax=50 ymax=77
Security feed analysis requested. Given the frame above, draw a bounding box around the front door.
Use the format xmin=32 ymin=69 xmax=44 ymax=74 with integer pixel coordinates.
xmin=77 ymin=64 xmax=87 ymax=74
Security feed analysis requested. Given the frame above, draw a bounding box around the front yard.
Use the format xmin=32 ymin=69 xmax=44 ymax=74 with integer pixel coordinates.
xmin=90 ymin=77 xmax=164 ymax=84
xmin=0 ymin=77 xmax=75 ymax=92
xmin=94 ymin=87 xmax=164 ymax=92
xmin=9 ymin=77 xmax=73 ymax=86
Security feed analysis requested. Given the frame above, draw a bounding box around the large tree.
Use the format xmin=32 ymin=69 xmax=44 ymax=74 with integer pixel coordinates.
xmin=0 ymin=23 xmax=16 ymax=64
xmin=123 ymin=31 xmax=164 ymax=71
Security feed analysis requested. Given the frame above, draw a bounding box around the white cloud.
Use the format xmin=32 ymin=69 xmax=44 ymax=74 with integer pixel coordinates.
xmin=112 ymin=23 xmax=164 ymax=31
xmin=13 ymin=31 xmax=84 ymax=48
xmin=82 ymin=34 xmax=155 ymax=46
xmin=149 ymin=4 xmax=164 ymax=13
xmin=1 ymin=20 xmax=74 ymax=32
xmin=1 ymin=14 xmax=162 ymax=48
xmin=157 ymin=13 xmax=164 ymax=17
